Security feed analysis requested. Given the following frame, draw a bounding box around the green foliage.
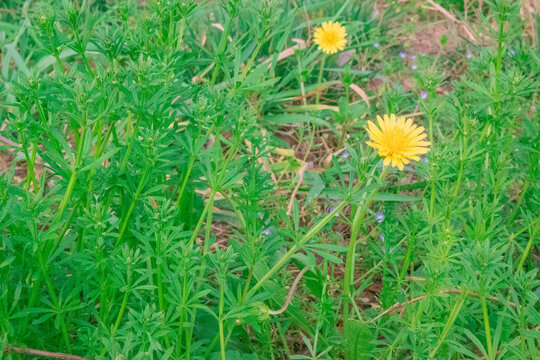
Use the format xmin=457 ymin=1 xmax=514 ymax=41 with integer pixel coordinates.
xmin=0 ymin=0 xmax=538 ymax=359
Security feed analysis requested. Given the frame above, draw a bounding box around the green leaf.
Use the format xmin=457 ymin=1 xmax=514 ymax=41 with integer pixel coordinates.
xmin=372 ymin=193 xmax=421 ymax=202
xmin=304 ymin=171 xmax=325 ymax=205
xmin=3 ymin=44 xmax=29 ymax=77
xmin=0 ymin=256 xmax=15 ymax=269
xmin=264 ymin=114 xmax=337 ymax=133
xmin=344 ymin=319 xmax=375 ymax=360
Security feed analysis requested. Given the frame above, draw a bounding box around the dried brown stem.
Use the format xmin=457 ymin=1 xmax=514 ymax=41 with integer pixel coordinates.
xmin=269 ymin=267 xmax=309 ymax=315
xmin=286 ymin=163 xmax=308 ymax=216
xmin=4 ymin=346 xmax=88 ymax=360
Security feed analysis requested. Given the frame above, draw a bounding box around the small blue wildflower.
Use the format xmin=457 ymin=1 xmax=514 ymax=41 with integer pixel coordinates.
xmin=532 ymin=105 xmax=536 ymax=110
xmin=373 ymin=42 xmax=380 ymax=48
xmin=330 ymin=207 xmax=339 ymax=217
xmin=411 ymin=54 xmax=417 ymax=60
xmin=508 ymin=49 xmax=515 ymax=56
xmin=509 ymin=163 xmax=514 ymax=169
xmin=399 ymin=51 xmax=407 ymax=58
xmin=262 ymin=228 xmax=270 ymax=235
xmin=342 ymin=151 xmax=349 ymax=158
xmin=422 ymin=157 xmax=429 ymax=163
xmin=421 ymin=91 xmax=428 ymax=99
xmin=411 ymin=64 xmax=417 ymax=70
xmin=466 ymin=51 xmax=473 ymax=59
xmin=375 ymin=212 xmax=385 ymax=223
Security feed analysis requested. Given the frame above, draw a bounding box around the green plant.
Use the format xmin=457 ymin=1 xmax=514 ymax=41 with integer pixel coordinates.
xmin=0 ymin=0 xmax=538 ymax=359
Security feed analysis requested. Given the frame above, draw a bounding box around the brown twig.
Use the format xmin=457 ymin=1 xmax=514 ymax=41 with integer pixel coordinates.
xmin=269 ymin=267 xmax=309 ymax=315
xmin=286 ymin=162 xmax=308 ymax=216
xmin=370 ymin=289 xmax=517 ymax=323
xmin=4 ymin=346 xmax=88 ymax=360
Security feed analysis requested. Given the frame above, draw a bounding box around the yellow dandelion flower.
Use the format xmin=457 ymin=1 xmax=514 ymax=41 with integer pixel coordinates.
xmin=313 ymin=21 xmax=347 ymax=55
xmin=365 ymin=114 xmax=431 ymax=171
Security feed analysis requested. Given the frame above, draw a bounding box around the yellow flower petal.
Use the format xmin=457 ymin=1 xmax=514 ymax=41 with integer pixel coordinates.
xmin=313 ymin=21 xmax=347 ymax=55
xmin=365 ymin=114 xmax=431 ymax=171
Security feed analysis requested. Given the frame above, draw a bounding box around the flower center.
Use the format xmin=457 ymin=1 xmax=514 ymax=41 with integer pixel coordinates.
xmin=388 ymin=128 xmax=406 ymax=154
xmin=323 ymin=30 xmax=339 ymax=45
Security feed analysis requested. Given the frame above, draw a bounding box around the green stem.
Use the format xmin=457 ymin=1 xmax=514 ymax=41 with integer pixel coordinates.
xmin=210 ymin=1 xmax=238 ymax=86
xmin=176 ymin=155 xmax=195 ymax=208
xmin=155 ymin=230 xmax=170 ymax=347
xmin=428 ymin=111 xmax=436 ymax=247
xmin=101 ymin=267 xmax=131 ymax=356
xmin=428 ymin=295 xmax=466 ymax=359
xmin=187 ymin=190 xmax=216 ymax=247
xmin=398 ymin=235 xmax=415 ymax=283
xmin=246 ymin=201 xmax=347 ymax=300
xmin=343 ymin=166 xmax=387 ymax=329
xmin=120 ymin=113 xmax=138 ymax=173
xmin=494 ymin=16 xmax=505 ymax=114
xmin=516 ymin=215 xmax=540 ymax=272
xmin=116 ymin=161 xmax=152 ymax=246
xmin=99 ymin=247 xmax=107 ymax=320
xmin=73 ymin=30 xmax=94 ymax=78
xmin=453 ymin=116 xmax=469 ymax=197
xmin=54 ymin=53 xmax=65 ymax=74
xmin=36 ymin=247 xmax=71 ymax=351
xmin=55 ymin=125 xmax=87 ymax=223
xmin=218 ymin=281 xmax=226 ymax=360
xmin=239 ymin=38 xmax=265 ymax=82
xmin=185 ymin=142 xmax=239 ymax=353
xmin=55 ymin=170 xmax=78 ymax=222
xmin=315 ymin=56 xmax=326 ymax=104
xmin=113 ymin=286 xmax=129 ymax=334
xmin=24 ymin=142 xmax=38 ymax=192
xmin=175 ymin=272 xmax=189 ymax=356
xmin=481 ymin=296 xmax=494 ymax=359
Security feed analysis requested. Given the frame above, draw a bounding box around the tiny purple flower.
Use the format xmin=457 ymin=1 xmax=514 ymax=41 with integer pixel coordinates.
xmin=342 ymin=151 xmax=349 ymax=158
xmin=514 ymin=148 xmax=519 ymax=152
xmin=330 ymin=207 xmax=339 ymax=217
xmin=508 ymin=49 xmax=515 ymax=56
xmin=373 ymin=42 xmax=380 ymax=48
xmin=532 ymin=105 xmax=536 ymax=110
xmin=422 ymin=157 xmax=429 ymax=163
xmin=380 ymin=234 xmax=385 ymax=241
xmin=411 ymin=54 xmax=417 ymax=60
xmin=411 ymin=64 xmax=417 ymax=70
xmin=421 ymin=91 xmax=428 ymax=99
xmin=509 ymin=163 xmax=514 ymax=169
xmin=375 ymin=212 xmax=385 ymax=223
xmin=399 ymin=52 xmax=407 ymax=59
xmin=466 ymin=51 xmax=473 ymax=59
xmin=262 ymin=228 xmax=270 ymax=235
